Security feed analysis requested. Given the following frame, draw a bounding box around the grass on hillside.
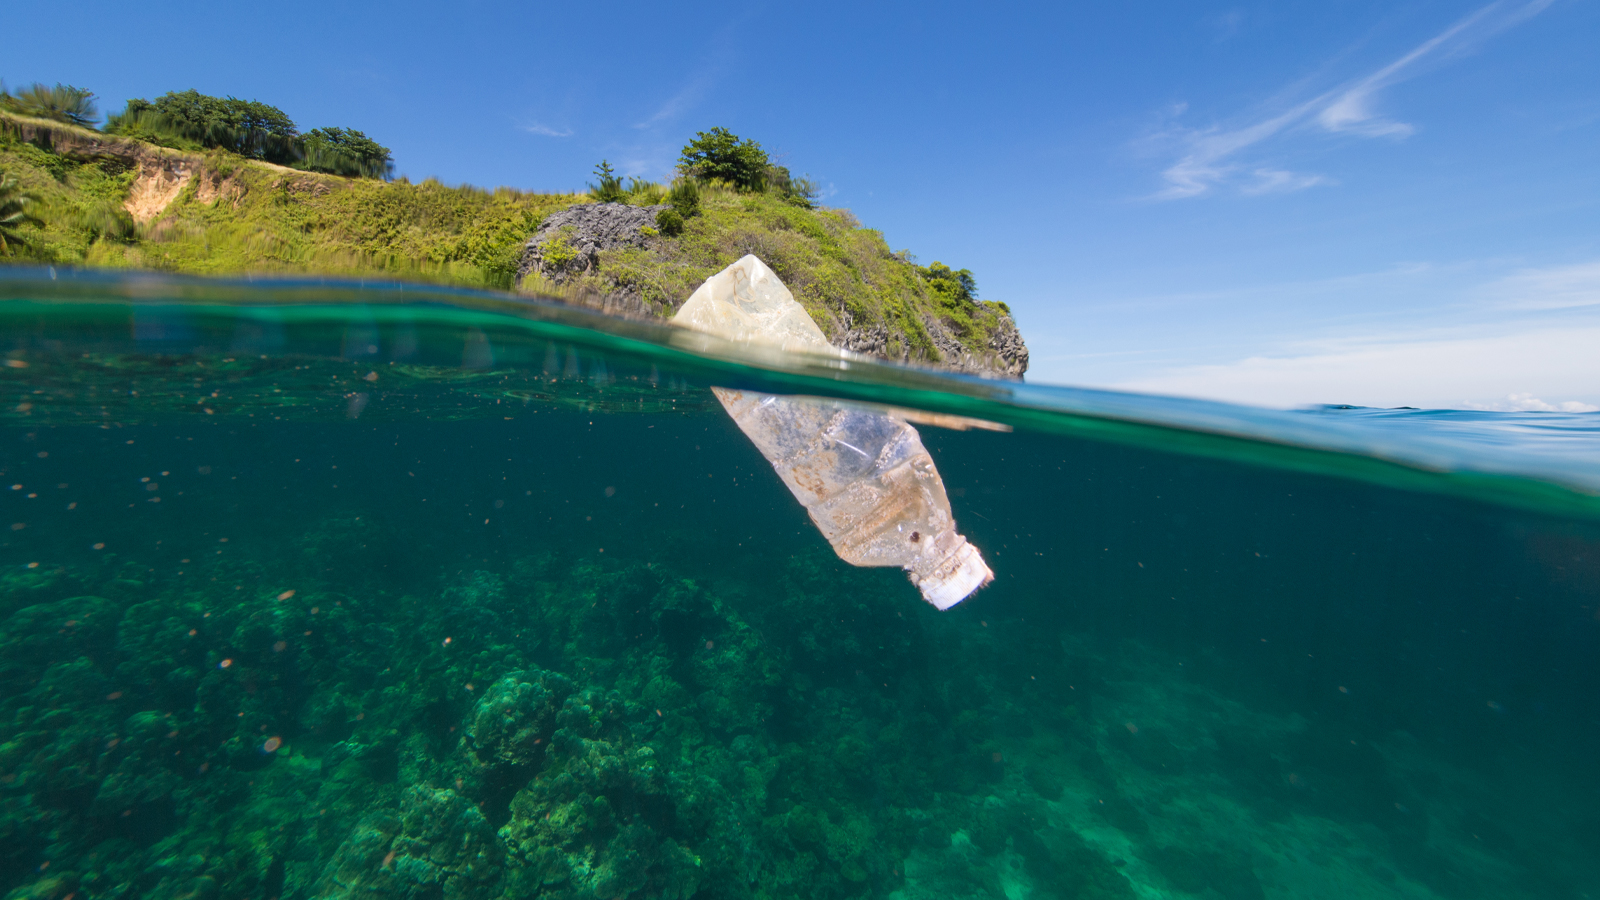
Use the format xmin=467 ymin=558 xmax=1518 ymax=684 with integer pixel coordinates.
xmin=0 ymin=119 xmax=576 ymax=289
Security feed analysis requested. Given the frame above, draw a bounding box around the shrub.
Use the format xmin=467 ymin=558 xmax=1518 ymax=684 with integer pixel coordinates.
xmin=67 ymin=201 xmax=137 ymax=244
xmin=766 ymin=165 xmax=819 ymax=208
xmin=588 ymin=160 xmax=625 ymax=203
xmin=540 ymin=233 xmax=581 ymax=270
xmin=920 ymin=261 xmax=978 ymax=304
xmin=299 ymin=127 xmax=393 ymax=179
xmin=0 ymin=169 xmax=44 ymax=255
xmin=626 ymin=177 xmax=665 ymax=206
xmin=1 ymin=83 xmax=98 ymax=128
xmin=654 ymin=208 xmax=684 ymax=237
xmin=667 ymin=178 xmax=700 ymax=218
xmin=678 ymin=127 xmax=769 ymax=192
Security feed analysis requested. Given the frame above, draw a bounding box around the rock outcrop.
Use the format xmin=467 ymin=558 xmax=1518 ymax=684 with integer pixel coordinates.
xmin=517 ymin=202 xmax=666 ymax=286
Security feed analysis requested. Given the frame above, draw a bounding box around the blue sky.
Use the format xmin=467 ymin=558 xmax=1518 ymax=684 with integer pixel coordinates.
xmin=6 ymin=0 xmax=1599 ymax=408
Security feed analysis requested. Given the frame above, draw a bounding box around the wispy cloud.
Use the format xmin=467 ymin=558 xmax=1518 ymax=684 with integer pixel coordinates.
xmin=634 ymin=72 xmax=716 ymax=130
xmin=1239 ymin=168 xmax=1332 ymax=195
xmin=523 ymin=122 xmax=573 ymax=138
xmin=1151 ymin=1 xmax=1553 ymax=199
xmin=1486 ymin=261 xmax=1600 ymax=310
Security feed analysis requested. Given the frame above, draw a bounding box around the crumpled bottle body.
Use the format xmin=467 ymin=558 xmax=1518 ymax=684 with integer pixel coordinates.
xmin=712 ymin=387 xmax=992 ymax=609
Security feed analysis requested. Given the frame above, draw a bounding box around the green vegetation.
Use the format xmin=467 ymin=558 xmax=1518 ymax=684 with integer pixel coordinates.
xmin=104 ymin=89 xmax=392 ymax=178
xmin=0 ymin=169 xmax=43 ymax=254
xmin=678 ymin=127 xmax=817 ymax=207
xmin=0 ymin=82 xmax=98 ymax=127
xmin=679 ymin=126 xmax=770 ymax=191
xmin=300 ymin=126 xmax=394 ymax=179
xmin=654 ymin=207 xmax=684 ymax=236
xmin=668 ymin=177 xmax=701 ymax=218
xmin=0 ymin=118 xmax=572 ymax=287
xmin=106 ymin=90 xmax=299 ymax=163
xmin=588 ymin=160 xmax=625 ymax=203
xmin=543 ymin=178 xmax=1022 ymax=371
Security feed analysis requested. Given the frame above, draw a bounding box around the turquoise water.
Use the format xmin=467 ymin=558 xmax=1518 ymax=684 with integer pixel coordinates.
xmin=1 ymin=270 xmax=1597 ymax=900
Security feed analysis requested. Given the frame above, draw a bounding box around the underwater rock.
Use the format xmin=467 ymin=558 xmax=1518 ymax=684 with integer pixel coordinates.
xmin=500 ymin=690 xmax=703 ymax=900
xmin=316 ymin=785 xmax=504 ymax=900
xmin=671 ymin=255 xmax=993 ymax=609
xmin=0 ymin=596 xmax=121 ymax=686
xmin=467 ymin=669 xmax=575 ymax=768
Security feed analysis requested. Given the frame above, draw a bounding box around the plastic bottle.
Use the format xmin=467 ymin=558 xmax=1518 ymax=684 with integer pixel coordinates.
xmin=673 ymin=255 xmax=993 ymax=609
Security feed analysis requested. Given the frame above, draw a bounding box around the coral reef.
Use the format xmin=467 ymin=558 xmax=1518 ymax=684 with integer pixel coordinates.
xmin=0 ymin=457 xmax=1593 ymax=900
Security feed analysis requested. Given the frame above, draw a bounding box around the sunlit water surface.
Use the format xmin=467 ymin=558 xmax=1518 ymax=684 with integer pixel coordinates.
xmin=2 ymin=271 xmax=1597 ymax=900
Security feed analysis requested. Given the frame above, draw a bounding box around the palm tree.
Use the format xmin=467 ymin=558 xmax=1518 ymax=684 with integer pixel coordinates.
xmin=0 ymin=170 xmax=44 ymax=256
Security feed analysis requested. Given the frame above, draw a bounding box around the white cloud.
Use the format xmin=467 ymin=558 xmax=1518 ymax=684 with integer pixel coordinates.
xmin=1485 ymin=261 xmax=1600 ymax=310
xmin=523 ymin=122 xmax=573 ymax=138
xmin=1463 ymin=393 xmax=1600 ymax=413
xmin=634 ymin=76 xmax=711 ymax=129
xmin=1113 ymin=325 xmax=1600 ymax=410
xmin=1151 ymin=1 xmax=1552 ymax=199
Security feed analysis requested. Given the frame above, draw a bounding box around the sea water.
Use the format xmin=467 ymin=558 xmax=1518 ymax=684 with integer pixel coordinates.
xmin=1 ymin=270 xmax=1596 ymax=900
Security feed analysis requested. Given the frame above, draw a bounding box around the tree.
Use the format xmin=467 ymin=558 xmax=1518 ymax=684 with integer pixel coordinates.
xmin=0 ymin=170 xmax=44 ymax=256
xmin=921 ymin=262 xmax=978 ymax=305
xmin=589 ymin=160 xmax=626 ymax=203
xmin=107 ymin=90 xmax=300 ymax=163
xmin=300 ymin=127 xmax=393 ymax=179
xmin=0 ymin=83 xmax=98 ymax=128
xmin=678 ymin=127 xmax=770 ymax=191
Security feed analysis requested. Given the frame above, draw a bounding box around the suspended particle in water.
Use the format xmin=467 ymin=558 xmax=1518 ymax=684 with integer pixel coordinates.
xmin=442 ymin=636 xmax=452 ymax=646
xmin=219 ymin=659 xmax=233 ymax=669
xmin=277 ymin=590 xmax=295 ymax=600
xmin=1125 ymin=722 xmax=1139 ymax=734
xmin=273 ymin=641 xmax=287 ymax=653
xmin=705 ymin=641 xmax=714 ymax=650
xmin=262 ymin=737 xmax=282 ymax=753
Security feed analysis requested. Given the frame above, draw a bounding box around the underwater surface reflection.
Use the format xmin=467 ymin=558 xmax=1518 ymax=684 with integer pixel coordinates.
xmin=1 ymin=272 xmax=1597 ymax=900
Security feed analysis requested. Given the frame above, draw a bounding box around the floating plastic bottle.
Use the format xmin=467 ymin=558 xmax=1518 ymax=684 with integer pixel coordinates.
xmin=672 ymin=255 xmax=993 ymax=609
